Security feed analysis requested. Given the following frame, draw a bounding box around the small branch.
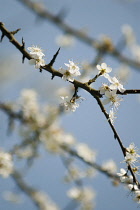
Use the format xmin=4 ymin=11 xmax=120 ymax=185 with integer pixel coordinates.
xmin=85 ymin=73 xmax=101 ymax=86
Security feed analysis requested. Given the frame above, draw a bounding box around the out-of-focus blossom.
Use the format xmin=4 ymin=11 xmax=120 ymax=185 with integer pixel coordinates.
xmin=55 ymin=34 xmax=75 ymax=47
xmin=0 ymin=149 xmax=13 ymax=178
xmin=76 ymin=143 xmax=96 ymax=162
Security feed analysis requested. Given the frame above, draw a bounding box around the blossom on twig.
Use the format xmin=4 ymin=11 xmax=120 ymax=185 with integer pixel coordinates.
xmin=59 ymin=60 xmax=81 ymax=82
xmin=28 ymin=45 xmax=45 ymax=69
xmin=96 ymin=62 xmax=112 ymax=78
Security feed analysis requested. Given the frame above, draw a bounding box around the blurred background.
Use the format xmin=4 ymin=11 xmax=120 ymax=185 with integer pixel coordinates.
xmin=0 ymin=0 xmax=140 ymax=209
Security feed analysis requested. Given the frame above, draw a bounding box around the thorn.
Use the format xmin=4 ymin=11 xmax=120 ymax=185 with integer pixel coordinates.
xmin=11 ymin=28 xmax=21 ymax=35
xmin=48 ymin=47 xmax=60 ymax=66
xmin=0 ymin=33 xmax=5 ymax=42
xmin=22 ymin=55 xmax=25 ymax=63
xmin=51 ymin=73 xmax=55 ymax=80
xmin=21 ymin=37 xmax=25 ymax=49
xmin=56 ymin=7 xmax=69 ymax=20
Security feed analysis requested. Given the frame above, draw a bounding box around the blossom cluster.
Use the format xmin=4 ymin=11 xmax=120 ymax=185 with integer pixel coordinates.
xmin=97 ymin=63 xmax=125 ymax=124
xmin=60 ymin=96 xmax=84 ymax=112
xmin=117 ymin=143 xmax=140 ymax=204
xmin=59 ymin=60 xmax=81 ymax=82
xmin=28 ymin=45 xmax=45 ymax=69
xmin=27 ymin=45 xmax=125 ymax=122
xmin=59 ymin=60 xmax=125 ymax=120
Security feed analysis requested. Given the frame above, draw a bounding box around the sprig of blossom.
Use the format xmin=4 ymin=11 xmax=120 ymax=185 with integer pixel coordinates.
xmin=60 ymin=96 xmax=84 ymax=112
xmin=55 ymin=34 xmax=75 ymax=47
xmin=28 ymin=45 xmax=45 ymax=69
xmin=59 ymin=60 xmax=81 ymax=82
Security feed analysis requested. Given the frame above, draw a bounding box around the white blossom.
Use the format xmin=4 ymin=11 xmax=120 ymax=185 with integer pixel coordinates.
xmin=40 ymin=123 xmax=75 ymax=154
xmin=117 ymin=168 xmax=128 ymax=182
xmin=103 ymin=90 xmax=122 ymax=109
xmin=18 ymin=89 xmax=39 ymax=119
xmin=29 ymin=58 xmax=45 ymax=69
xmin=121 ymin=24 xmax=135 ymax=46
xmin=108 ymin=76 xmax=125 ymax=93
xmin=99 ymin=83 xmax=110 ymax=95
xmin=102 ymin=159 xmax=117 ymax=173
xmin=76 ymin=143 xmax=96 ymax=162
xmin=59 ymin=68 xmax=75 ymax=82
xmin=0 ymin=150 xmax=13 ymax=178
xmin=117 ymin=168 xmax=127 ymax=177
xmin=128 ymin=184 xmax=139 ymax=192
xmin=56 ymin=34 xmax=75 ymax=47
xmin=28 ymin=45 xmax=45 ymax=69
xmin=67 ymin=186 xmax=95 ymax=203
xmin=124 ymin=153 xmax=137 ymax=164
xmin=96 ymin=62 xmax=112 ymax=78
xmin=60 ymin=96 xmax=80 ymax=112
xmin=59 ymin=60 xmax=81 ymax=82
xmin=27 ymin=45 xmax=45 ymax=58
xmin=126 ymin=143 xmax=140 ymax=158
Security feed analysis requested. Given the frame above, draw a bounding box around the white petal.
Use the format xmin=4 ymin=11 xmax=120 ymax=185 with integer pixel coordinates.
xmin=96 ymin=64 xmax=101 ymax=70
xmin=101 ymin=63 xmax=107 ymax=69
